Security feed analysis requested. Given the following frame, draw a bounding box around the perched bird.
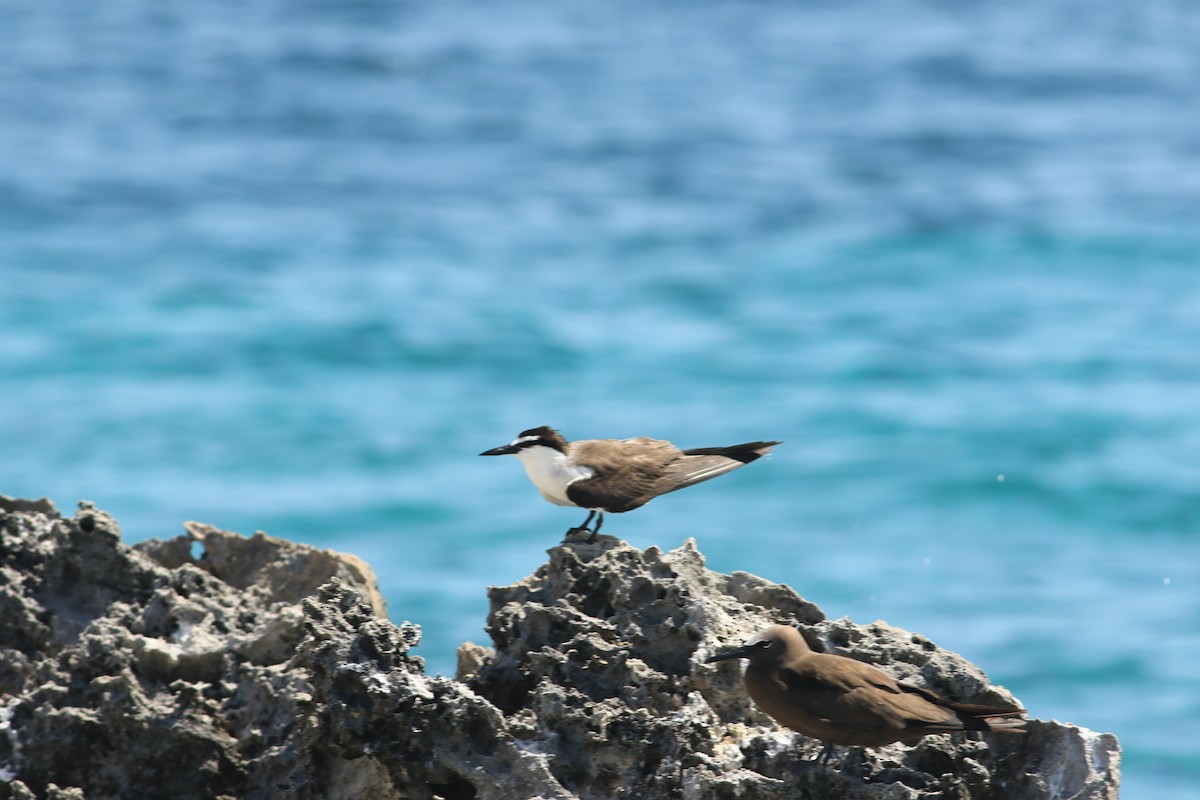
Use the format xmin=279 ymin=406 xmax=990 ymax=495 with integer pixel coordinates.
xmin=479 ymin=426 xmax=780 ymax=540
xmin=706 ymin=625 xmax=1026 ymax=765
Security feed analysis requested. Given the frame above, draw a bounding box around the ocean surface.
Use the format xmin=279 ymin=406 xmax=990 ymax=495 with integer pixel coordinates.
xmin=3 ymin=1 xmax=1198 ymax=795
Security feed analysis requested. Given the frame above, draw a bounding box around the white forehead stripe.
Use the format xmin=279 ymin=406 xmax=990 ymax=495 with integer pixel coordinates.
xmin=512 ymin=435 xmax=541 ymax=446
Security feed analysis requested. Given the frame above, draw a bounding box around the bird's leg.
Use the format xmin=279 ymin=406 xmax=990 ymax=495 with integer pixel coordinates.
xmin=782 ymin=741 xmax=835 ymax=782
xmin=817 ymin=741 xmax=837 ymax=768
xmin=586 ymin=512 xmax=605 ymax=543
xmin=564 ymin=510 xmax=597 ymax=541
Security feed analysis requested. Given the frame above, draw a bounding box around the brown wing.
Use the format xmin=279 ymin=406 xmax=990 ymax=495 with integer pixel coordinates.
xmin=896 ymin=682 xmax=1027 ymax=731
xmin=897 ymin=681 xmax=1025 ymax=717
xmin=777 ymin=657 xmax=920 ymax=733
xmin=566 ymin=437 xmax=681 ymax=513
xmin=775 ymin=655 xmax=977 ymax=738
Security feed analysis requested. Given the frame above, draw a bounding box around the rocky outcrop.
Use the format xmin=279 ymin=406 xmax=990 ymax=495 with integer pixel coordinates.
xmin=458 ymin=537 xmax=1120 ymax=800
xmin=0 ymin=496 xmax=1120 ymax=799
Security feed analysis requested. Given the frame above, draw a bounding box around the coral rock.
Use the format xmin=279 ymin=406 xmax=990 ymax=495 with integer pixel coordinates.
xmin=0 ymin=498 xmax=1120 ymax=799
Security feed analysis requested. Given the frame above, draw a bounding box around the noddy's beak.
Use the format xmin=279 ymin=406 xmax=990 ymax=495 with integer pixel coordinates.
xmin=479 ymin=443 xmax=520 ymax=456
xmin=705 ymin=644 xmax=755 ymax=663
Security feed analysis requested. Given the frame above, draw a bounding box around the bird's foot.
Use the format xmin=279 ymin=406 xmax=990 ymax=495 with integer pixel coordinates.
xmin=562 ymin=526 xmax=593 ymax=543
xmin=562 ymin=510 xmax=600 ymax=543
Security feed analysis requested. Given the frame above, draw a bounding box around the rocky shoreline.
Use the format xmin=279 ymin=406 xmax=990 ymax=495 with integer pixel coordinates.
xmin=0 ymin=496 xmax=1119 ymax=799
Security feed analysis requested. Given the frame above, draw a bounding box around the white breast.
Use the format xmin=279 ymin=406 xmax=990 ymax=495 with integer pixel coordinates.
xmin=513 ymin=445 xmax=593 ymax=507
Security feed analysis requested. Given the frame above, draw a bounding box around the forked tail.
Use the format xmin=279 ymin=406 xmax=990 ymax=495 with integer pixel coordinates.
xmin=681 ymin=440 xmax=781 ymax=464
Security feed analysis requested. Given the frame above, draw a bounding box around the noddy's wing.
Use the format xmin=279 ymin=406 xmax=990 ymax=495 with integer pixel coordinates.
xmin=566 ymin=437 xmax=682 ymax=513
xmin=897 ymin=682 xmax=1025 ymax=717
xmin=779 ymin=657 xmax=967 ymax=736
xmin=896 ymin=682 xmax=1027 ymax=732
xmin=777 ymin=657 xmax=907 ymax=734
xmin=654 ymin=441 xmax=781 ymax=496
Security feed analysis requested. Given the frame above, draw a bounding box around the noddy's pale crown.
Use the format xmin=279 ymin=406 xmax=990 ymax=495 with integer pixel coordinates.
xmin=707 ymin=625 xmax=1026 ymax=760
xmin=480 ymin=426 xmax=780 ymax=540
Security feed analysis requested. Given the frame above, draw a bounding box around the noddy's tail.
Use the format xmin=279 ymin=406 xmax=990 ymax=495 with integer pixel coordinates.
xmin=942 ymin=700 xmax=1026 ymax=717
xmin=948 ymin=701 xmax=1027 ymax=733
xmin=920 ymin=707 xmax=1027 ymax=735
xmin=981 ymin=716 xmax=1028 ymax=734
xmin=903 ymin=684 xmax=1027 ymax=733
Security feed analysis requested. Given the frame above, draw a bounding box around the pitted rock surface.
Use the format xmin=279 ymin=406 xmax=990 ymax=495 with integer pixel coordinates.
xmin=0 ymin=497 xmax=1119 ymax=799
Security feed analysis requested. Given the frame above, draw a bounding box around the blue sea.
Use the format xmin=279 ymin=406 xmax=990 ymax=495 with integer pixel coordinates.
xmin=3 ymin=1 xmax=1198 ymax=795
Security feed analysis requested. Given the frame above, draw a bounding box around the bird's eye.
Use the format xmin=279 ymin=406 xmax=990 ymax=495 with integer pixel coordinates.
xmin=756 ymin=640 xmax=772 ymax=650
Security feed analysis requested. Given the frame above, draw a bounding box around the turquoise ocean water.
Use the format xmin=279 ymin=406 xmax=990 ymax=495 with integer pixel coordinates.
xmin=3 ymin=2 xmax=1198 ymax=795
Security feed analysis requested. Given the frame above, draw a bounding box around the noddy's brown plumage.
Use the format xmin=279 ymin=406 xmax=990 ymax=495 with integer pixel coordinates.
xmin=707 ymin=625 xmax=1025 ymax=763
xmin=480 ymin=426 xmax=780 ymax=540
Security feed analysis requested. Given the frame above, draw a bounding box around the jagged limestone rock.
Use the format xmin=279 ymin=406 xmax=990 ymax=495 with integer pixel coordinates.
xmin=0 ymin=497 xmax=1119 ymax=799
xmin=462 ymin=535 xmax=1120 ymax=800
xmin=0 ymin=496 xmax=382 ymax=800
xmin=138 ymin=521 xmax=387 ymax=619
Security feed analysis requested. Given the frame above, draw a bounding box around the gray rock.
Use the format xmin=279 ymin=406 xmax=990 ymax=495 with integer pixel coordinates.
xmin=0 ymin=497 xmax=1120 ymax=799
xmin=138 ymin=520 xmax=388 ymax=619
xmin=463 ymin=535 xmax=1120 ymax=800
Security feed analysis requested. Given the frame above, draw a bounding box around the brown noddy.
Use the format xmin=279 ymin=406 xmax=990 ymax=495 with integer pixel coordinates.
xmin=706 ymin=624 xmax=1026 ymax=765
xmin=480 ymin=426 xmax=780 ymax=541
